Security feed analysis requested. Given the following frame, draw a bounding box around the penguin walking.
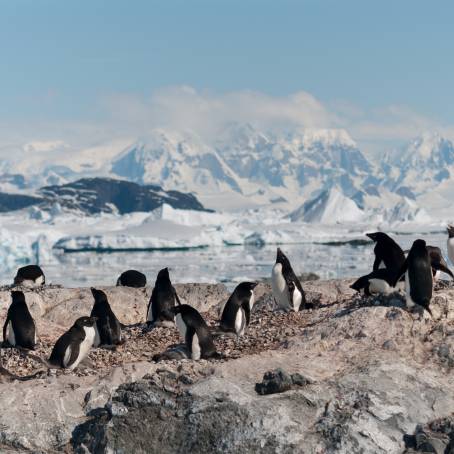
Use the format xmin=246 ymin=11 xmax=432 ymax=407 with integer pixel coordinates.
xmin=90 ymin=288 xmax=123 ymax=347
xmin=2 ymin=291 xmax=36 ymax=349
xmin=172 ymin=304 xmax=220 ymax=360
xmin=392 ymin=239 xmax=433 ymax=316
xmin=14 ymin=265 xmax=45 ymax=287
xmin=146 ymin=268 xmax=179 ymax=327
xmin=116 ymin=270 xmax=147 ymax=288
xmin=49 ymin=317 xmax=97 ymax=369
xmin=350 ymin=269 xmax=404 ymax=296
xmin=426 ymin=245 xmax=454 ymax=279
xmin=447 ymin=225 xmax=454 ymax=265
xmin=271 ymin=248 xmax=307 ymax=312
xmin=219 ymin=282 xmax=257 ymax=337
xmin=366 ymin=232 xmax=405 ymax=272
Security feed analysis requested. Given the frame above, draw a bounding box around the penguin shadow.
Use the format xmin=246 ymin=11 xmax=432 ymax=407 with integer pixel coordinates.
xmin=334 ymin=292 xmax=408 ymax=318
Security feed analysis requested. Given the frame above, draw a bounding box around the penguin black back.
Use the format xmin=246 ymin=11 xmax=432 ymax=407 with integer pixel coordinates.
xmin=173 ymin=304 xmax=219 ymax=359
xmin=90 ymin=288 xmax=122 ymax=346
xmin=116 ymin=270 xmax=147 ymax=288
xmin=406 ymin=239 xmax=433 ymax=314
xmin=366 ymin=232 xmax=405 ymax=272
xmin=2 ymin=291 xmax=36 ymax=349
xmin=220 ymin=282 xmax=257 ymax=333
xmin=14 ymin=265 xmax=45 ymax=286
xmin=147 ymin=268 xmax=178 ymax=325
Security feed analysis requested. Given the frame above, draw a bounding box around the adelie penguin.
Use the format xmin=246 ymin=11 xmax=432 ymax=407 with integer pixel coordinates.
xmin=426 ymin=246 xmax=454 ymax=279
xmin=90 ymin=288 xmax=123 ymax=347
xmin=172 ymin=304 xmax=221 ymax=360
xmin=219 ymin=282 xmax=257 ymax=337
xmin=447 ymin=225 xmax=454 ymax=265
xmin=392 ymin=239 xmax=433 ymax=317
xmin=116 ymin=270 xmax=147 ymax=288
xmin=146 ymin=268 xmax=180 ymax=327
xmin=366 ymin=232 xmax=405 ymax=272
xmin=14 ymin=265 xmax=45 ymax=287
xmin=2 ymin=291 xmax=37 ymax=349
xmin=350 ymin=269 xmax=404 ymax=296
xmin=49 ymin=316 xmax=97 ymax=370
xmin=271 ymin=248 xmax=307 ymax=312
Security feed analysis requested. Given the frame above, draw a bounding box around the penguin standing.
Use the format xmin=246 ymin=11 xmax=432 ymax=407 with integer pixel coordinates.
xmin=426 ymin=245 xmax=454 ymax=279
xmin=393 ymin=239 xmax=433 ymax=316
xmin=172 ymin=304 xmax=220 ymax=360
xmin=116 ymin=270 xmax=147 ymax=288
xmin=366 ymin=232 xmax=405 ymax=272
xmin=350 ymin=269 xmax=404 ymax=296
xmin=90 ymin=288 xmax=123 ymax=346
xmin=447 ymin=225 xmax=454 ymax=265
xmin=49 ymin=316 xmax=97 ymax=369
xmin=271 ymin=248 xmax=307 ymax=312
xmin=14 ymin=265 xmax=45 ymax=287
xmin=219 ymin=282 xmax=257 ymax=336
xmin=146 ymin=268 xmax=179 ymax=327
xmin=2 ymin=291 xmax=36 ymax=349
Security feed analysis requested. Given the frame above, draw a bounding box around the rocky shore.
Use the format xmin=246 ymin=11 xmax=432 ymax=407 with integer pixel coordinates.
xmin=0 ymin=279 xmax=453 ymax=453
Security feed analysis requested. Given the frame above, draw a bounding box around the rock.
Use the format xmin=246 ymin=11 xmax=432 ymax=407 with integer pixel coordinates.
xmin=255 ymin=368 xmax=293 ymax=395
xmin=0 ymin=279 xmax=454 ymax=452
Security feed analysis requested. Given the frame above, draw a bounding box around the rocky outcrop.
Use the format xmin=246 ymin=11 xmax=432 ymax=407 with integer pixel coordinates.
xmin=0 ymin=280 xmax=454 ymax=453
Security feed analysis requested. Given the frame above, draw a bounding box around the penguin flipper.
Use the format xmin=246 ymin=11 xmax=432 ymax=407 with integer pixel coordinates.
xmin=66 ymin=341 xmax=81 ymax=368
xmin=2 ymin=315 xmax=10 ymax=345
xmin=436 ymin=263 xmax=454 ymax=279
xmin=391 ymin=259 xmax=408 ymax=287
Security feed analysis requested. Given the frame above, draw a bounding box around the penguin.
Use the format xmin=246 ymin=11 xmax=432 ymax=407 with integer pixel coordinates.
xmin=271 ymin=248 xmax=307 ymax=312
xmin=49 ymin=316 xmax=97 ymax=370
xmin=90 ymin=288 xmax=123 ymax=346
xmin=350 ymin=269 xmax=404 ymax=296
xmin=172 ymin=304 xmax=220 ymax=360
xmin=447 ymin=225 xmax=454 ymax=265
xmin=426 ymin=245 xmax=454 ymax=279
xmin=366 ymin=232 xmax=405 ymax=272
xmin=219 ymin=282 xmax=257 ymax=336
xmin=14 ymin=265 xmax=45 ymax=287
xmin=146 ymin=268 xmax=179 ymax=327
xmin=392 ymin=239 xmax=433 ymax=316
xmin=116 ymin=270 xmax=147 ymax=288
xmin=2 ymin=291 xmax=36 ymax=349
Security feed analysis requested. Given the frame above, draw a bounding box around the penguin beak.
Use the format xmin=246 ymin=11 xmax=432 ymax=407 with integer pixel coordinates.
xmin=366 ymin=233 xmax=375 ymax=241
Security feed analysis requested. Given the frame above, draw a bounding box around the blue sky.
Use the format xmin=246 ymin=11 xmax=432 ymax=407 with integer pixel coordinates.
xmin=0 ymin=0 xmax=453 ymax=152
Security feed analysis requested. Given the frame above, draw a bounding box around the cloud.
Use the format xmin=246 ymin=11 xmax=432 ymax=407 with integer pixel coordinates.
xmin=1 ymin=85 xmax=453 ymax=159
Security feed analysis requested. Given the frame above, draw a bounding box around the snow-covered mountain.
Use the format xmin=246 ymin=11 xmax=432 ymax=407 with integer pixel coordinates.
xmin=1 ymin=125 xmax=454 ymax=224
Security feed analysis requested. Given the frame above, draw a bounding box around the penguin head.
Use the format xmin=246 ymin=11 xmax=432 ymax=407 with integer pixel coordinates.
xmin=75 ymin=316 xmax=98 ymax=329
xmin=11 ymin=290 xmax=26 ymax=304
xmin=237 ymin=281 xmax=258 ymax=291
xmin=91 ymin=287 xmax=108 ymax=303
xmin=366 ymin=232 xmax=390 ymax=243
xmin=448 ymin=225 xmax=454 ymax=238
xmin=156 ymin=267 xmax=170 ymax=283
xmin=276 ymin=248 xmax=288 ymax=264
xmin=411 ymin=239 xmax=427 ymax=255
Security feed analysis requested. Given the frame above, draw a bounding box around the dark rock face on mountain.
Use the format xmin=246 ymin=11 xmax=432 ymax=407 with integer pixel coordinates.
xmin=0 ymin=177 xmax=209 ymax=215
xmin=39 ymin=178 xmax=209 ymax=215
xmin=0 ymin=192 xmax=43 ymax=212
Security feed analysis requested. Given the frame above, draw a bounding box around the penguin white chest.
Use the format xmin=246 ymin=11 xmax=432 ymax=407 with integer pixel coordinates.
xmin=175 ymin=313 xmax=187 ymax=339
xmin=272 ymin=263 xmax=290 ymax=310
xmin=404 ymin=272 xmax=415 ymax=308
xmin=369 ymin=279 xmax=392 ymax=295
xmin=448 ymin=238 xmax=454 ymax=265
xmin=146 ymin=301 xmax=153 ymax=322
xmin=68 ymin=326 xmax=96 ymax=370
xmin=6 ymin=321 xmax=16 ymax=346
xmin=93 ymin=324 xmax=101 ymax=347
xmin=234 ymin=307 xmax=246 ymax=336
xmin=191 ymin=333 xmax=201 ymax=360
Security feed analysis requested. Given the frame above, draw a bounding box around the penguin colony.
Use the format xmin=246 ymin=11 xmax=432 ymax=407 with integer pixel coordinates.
xmin=2 ymin=227 xmax=454 ymax=373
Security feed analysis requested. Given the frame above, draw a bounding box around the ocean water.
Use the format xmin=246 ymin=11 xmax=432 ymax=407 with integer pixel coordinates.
xmin=15 ymin=231 xmax=449 ymax=288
